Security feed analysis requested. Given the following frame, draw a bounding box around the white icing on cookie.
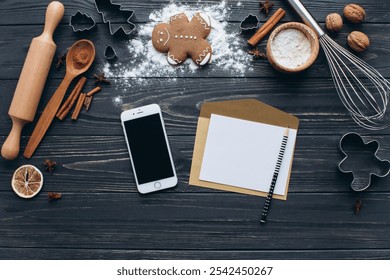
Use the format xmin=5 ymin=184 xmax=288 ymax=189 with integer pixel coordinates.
xmin=199 ymin=12 xmax=211 ymax=26
xmin=170 ymin=13 xmax=185 ymax=22
xmin=167 ymin=53 xmax=181 ymax=65
xmin=199 ymin=53 xmax=211 ymax=65
xmin=196 ymin=47 xmax=211 ymax=65
xmin=163 ymin=28 xmax=170 ymax=45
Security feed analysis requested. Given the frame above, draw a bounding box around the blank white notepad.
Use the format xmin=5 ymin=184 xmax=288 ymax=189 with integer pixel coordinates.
xmin=199 ymin=114 xmax=297 ymax=195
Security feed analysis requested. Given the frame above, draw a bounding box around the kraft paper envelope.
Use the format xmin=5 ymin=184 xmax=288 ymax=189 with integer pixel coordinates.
xmin=189 ymin=99 xmax=299 ymax=200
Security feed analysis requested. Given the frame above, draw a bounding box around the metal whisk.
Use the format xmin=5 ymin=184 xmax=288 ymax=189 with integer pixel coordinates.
xmin=287 ymin=0 xmax=390 ymax=130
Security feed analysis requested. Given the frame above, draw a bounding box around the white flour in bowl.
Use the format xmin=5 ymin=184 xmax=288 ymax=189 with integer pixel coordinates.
xmin=270 ymin=28 xmax=312 ymax=69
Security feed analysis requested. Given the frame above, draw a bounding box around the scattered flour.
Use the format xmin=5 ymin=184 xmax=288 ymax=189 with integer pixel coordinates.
xmin=112 ymin=96 xmax=123 ymax=107
xmin=103 ymin=1 xmax=251 ymax=90
xmin=270 ymin=28 xmax=312 ymax=69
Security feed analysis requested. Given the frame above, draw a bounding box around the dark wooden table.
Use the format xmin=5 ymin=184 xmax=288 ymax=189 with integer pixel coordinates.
xmin=1 ymin=0 xmax=390 ymax=260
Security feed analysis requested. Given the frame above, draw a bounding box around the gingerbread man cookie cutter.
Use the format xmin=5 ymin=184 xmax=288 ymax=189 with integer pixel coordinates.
xmin=338 ymin=132 xmax=390 ymax=191
xmin=152 ymin=12 xmax=212 ymax=66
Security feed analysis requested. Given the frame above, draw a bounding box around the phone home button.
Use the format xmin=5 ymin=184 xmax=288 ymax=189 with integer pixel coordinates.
xmin=154 ymin=182 xmax=161 ymax=189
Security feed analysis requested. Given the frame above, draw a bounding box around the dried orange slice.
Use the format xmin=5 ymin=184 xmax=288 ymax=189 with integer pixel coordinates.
xmin=11 ymin=165 xmax=43 ymax=198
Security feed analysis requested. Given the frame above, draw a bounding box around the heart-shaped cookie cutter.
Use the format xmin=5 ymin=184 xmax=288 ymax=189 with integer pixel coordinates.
xmin=338 ymin=132 xmax=390 ymax=191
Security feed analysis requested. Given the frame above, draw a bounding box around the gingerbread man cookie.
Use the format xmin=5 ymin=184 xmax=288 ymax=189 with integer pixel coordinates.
xmin=152 ymin=12 xmax=212 ymax=66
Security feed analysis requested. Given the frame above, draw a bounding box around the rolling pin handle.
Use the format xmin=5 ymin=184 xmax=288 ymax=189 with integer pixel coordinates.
xmin=1 ymin=117 xmax=27 ymax=160
xmin=42 ymin=1 xmax=65 ymax=40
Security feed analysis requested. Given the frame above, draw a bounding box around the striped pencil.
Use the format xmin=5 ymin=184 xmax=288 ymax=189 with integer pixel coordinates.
xmin=260 ymin=127 xmax=289 ymax=224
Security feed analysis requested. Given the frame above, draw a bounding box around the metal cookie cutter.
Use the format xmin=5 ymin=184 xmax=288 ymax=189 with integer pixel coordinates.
xmin=338 ymin=132 xmax=390 ymax=191
xmin=104 ymin=45 xmax=117 ymax=60
xmin=94 ymin=0 xmax=136 ymax=36
xmin=240 ymin=14 xmax=259 ymax=33
xmin=69 ymin=11 xmax=96 ymax=32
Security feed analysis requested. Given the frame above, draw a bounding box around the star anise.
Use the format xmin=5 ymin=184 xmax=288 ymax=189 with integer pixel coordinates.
xmin=354 ymin=199 xmax=363 ymax=215
xmin=94 ymin=72 xmax=111 ymax=86
xmin=56 ymin=53 xmax=66 ymax=69
xmin=260 ymin=0 xmax=274 ymax=16
xmin=48 ymin=192 xmax=62 ymax=201
xmin=44 ymin=159 xmax=57 ymax=174
xmin=249 ymin=48 xmax=267 ymax=60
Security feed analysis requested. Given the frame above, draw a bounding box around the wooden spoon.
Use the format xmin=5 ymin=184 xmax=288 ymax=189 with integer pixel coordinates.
xmin=23 ymin=39 xmax=95 ymax=159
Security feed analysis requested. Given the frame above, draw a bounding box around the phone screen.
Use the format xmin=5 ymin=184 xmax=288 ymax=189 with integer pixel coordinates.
xmin=123 ymin=113 xmax=174 ymax=184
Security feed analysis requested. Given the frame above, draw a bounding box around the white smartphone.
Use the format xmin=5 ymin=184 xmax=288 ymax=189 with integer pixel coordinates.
xmin=121 ymin=104 xmax=178 ymax=194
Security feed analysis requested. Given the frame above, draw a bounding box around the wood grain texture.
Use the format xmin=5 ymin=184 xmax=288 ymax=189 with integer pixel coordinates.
xmin=2 ymin=78 xmax=390 ymax=137
xmin=0 ymin=0 xmax=388 ymax=25
xmin=0 ymin=0 xmax=390 ymax=260
xmin=0 ymin=192 xmax=389 ymax=251
xmin=0 ymin=24 xmax=389 ymax=79
xmin=1 ymin=135 xmax=390 ymax=194
xmin=2 ymin=248 xmax=390 ymax=260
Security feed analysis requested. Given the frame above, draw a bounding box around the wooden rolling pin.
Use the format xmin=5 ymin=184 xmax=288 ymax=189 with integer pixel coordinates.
xmin=1 ymin=1 xmax=64 ymax=160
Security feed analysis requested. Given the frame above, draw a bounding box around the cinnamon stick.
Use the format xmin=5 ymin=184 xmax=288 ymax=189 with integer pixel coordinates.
xmin=56 ymin=76 xmax=87 ymax=120
xmin=247 ymin=8 xmax=286 ymax=47
xmin=86 ymin=86 xmax=101 ymax=97
xmin=71 ymin=94 xmax=86 ymax=120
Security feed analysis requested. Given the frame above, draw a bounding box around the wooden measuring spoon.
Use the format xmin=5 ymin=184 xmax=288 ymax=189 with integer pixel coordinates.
xmin=23 ymin=39 xmax=95 ymax=159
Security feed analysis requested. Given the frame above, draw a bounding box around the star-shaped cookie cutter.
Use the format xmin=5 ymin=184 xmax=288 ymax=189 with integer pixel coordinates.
xmin=94 ymin=0 xmax=135 ymax=36
xmin=338 ymin=132 xmax=390 ymax=191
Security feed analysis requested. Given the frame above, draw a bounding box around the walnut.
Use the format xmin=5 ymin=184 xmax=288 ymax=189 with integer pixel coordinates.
xmin=325 ymin=13 xmax=343 ymax=32
xmin=343 ymin=4 xmax=366 ymax=23
xmin=347 ymin=31 xmax=370 ymax=52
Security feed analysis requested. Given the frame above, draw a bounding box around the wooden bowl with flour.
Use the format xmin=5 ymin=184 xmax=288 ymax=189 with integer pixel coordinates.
xmin=267 ymin=22 xmax=319 ymax=73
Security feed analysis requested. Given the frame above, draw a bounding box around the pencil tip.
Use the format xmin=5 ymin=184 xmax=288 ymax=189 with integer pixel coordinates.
xmin=284 ymin=127 xmax=289 ymax=136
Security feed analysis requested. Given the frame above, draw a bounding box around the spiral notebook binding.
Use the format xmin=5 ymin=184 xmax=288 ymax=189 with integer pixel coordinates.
xmin=260 ymin=128 xmax=289 ymax=224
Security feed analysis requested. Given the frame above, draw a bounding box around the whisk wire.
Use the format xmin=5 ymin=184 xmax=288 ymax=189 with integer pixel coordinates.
xmin=319 ymin=35 xmax=390 ymax=129
xmin=322 ymin=37 xmax=381 ymax=114
xmin=320 ymin=37 xmax=371 ymax=117
xmin=286 ymin=0 xmax=390 ymax=130
xmin=331 ymin=39 xmax=389 ymax=111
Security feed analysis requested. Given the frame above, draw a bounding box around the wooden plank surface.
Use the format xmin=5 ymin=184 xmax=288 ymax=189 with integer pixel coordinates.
xmin=1 ymin=78 xmax=390 ymax=137
xmin=0 ymin=24 xmax=389 ymax=79
xmin=1 ymin=135 xmax=390 ymax=194
xmin=0 ymin=0 xmax=390 ymax=260
xmin=2 ymin=248 xmax=390 ymax=260
xmin=1 ymin=192 xmax=389 ymax=250
xmin=0 ymin=0 xmax=388 ymax=25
